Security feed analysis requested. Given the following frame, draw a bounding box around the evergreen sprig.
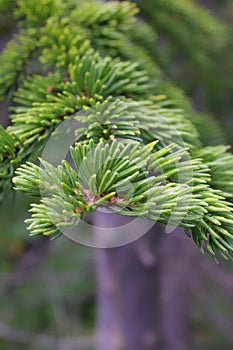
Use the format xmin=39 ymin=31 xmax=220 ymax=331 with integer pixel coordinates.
xmin=0 ymin=0 xmax=232 ymax=260
xmin=13 ymin=139 xmax=233 ymax=259
xmin=196 ymin=146 xmax=233 ymax=200
xmin=134 ymin=0 xmax=232 ymax=125
xmin=0 ymin=28 xmax=41 ymax=100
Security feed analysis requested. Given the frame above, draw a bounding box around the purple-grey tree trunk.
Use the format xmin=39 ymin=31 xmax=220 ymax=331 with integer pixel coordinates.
xmin=94 ymin=212 xmax=196 ymax=350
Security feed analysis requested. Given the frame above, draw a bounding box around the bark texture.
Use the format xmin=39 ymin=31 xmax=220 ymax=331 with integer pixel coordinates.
xmin=95 ymin=212 xmax=196 ymax=350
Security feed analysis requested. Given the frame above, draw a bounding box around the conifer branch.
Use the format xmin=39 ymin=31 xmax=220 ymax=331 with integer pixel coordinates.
xmin=0 ymin=0 xmax=232 ymax=260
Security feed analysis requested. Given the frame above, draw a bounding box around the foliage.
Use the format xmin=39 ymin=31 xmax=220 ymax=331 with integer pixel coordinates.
xmin=0 ymin=0 xmax=232 ymax=262
xmin=134 ymin=0 xmax=233 ymax=136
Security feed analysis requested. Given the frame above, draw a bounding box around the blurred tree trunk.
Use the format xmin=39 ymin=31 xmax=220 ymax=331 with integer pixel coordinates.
xmin=95 ymin=213 xmax=196 ymax=350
